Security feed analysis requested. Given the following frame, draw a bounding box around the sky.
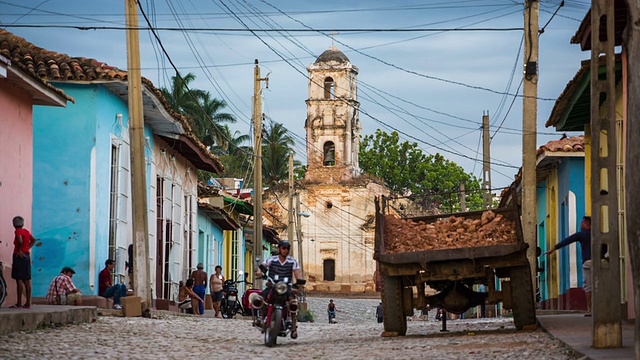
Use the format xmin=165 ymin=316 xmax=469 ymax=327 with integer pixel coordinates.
xmin=0 ymin=0 xmax=592 ymax=190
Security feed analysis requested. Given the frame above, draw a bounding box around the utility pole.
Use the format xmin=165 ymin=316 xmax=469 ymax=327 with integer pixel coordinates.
xmin=253 ymin=60 xmax=268 ymax=289
xmin=459 ymin=182 xmax=466 ymax=212
xmin=623 ymin=2 xmax=640 ymax=356
xmin=482 ymin=112 xmax=492 ymax=209
xmin=295 ymin=193 xmax=304 ymax=279
xmin=522 ymin=0 xmax=539 ymax=294
xmin=295 ymin=192 xmax=307 ymax=307
xmin=125 ymin=0 xmax=151 ymax=310
xmin=288 ymin=154 xmax=294 ymax=247
xmin=590 ymin=0 xmax=621 ymax=348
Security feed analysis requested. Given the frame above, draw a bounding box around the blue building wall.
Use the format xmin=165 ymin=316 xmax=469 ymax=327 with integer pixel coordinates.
xmin=32 ymin=83 xmax=154 ymax=296
xmin=536 ymin=179 xmax=548 ymax=302
xmin=556 ymin=157 xmax=585 ymax=294
xmin=196 ymin=210 xmax=225 ymax=280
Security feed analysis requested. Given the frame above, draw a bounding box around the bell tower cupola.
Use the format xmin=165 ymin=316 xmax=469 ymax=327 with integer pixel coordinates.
xmin=304 ymin=46 xmax=361 ymax=183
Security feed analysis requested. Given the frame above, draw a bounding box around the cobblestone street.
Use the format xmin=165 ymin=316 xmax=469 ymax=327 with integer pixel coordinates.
xmin=0 ymin=297 xmax=577 ymax=359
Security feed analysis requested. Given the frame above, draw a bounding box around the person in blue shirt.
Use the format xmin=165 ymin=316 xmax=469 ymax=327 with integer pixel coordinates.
xmin=545 ymin=216 xmax=591 ymax=316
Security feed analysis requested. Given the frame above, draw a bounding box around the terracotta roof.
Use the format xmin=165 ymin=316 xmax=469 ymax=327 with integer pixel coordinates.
xmin=0 ymin=36 xmax=73 ymax=104
xmin=545 ymin=55 xmax=621 ymax=131
xmin=197 ymin=201 xmax=240 ymax=230
xmin=0 ymin=29 xmax=223 ymax=174
xmin=500 ymin=135 xmax=585 ymax=206
xmin=536 ymin=135 xmax=584 ymax=156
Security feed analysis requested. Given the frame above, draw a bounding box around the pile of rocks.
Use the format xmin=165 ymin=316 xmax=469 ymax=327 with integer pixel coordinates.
xmin=384 ymin=210 xmax=517 ymax=253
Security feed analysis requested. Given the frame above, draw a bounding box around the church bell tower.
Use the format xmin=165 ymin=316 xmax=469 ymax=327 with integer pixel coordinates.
xmin=304 ymin=46 xmax=361 ymax=183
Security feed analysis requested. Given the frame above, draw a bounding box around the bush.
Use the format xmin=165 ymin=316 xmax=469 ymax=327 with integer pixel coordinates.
xmin=297 ymin=308 xmax=315 ymax=323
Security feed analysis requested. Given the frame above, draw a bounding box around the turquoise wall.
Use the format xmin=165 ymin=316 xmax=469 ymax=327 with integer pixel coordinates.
xmin=556 ymin=157 xmax=585 ymax=294
xmin=32 ymin=83 xmax=153 ymax=296
xmin=196 ymin=210 xmax=225 ymax=281
xmin=536 ymin=180 xmax=548 ymax=301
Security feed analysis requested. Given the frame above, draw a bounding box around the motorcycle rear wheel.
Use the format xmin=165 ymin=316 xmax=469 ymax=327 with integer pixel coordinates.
xmin=226 ymin=301 xmax=235 ymax=318
xmin=264 ymin=308 xmax=281 ymax=347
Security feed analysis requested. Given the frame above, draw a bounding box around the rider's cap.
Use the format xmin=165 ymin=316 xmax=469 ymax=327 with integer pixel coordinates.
xmin=278 ymin=240 xmax=291 ymax=249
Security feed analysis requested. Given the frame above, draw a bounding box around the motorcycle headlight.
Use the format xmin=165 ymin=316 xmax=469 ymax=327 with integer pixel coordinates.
xmin=275 ymin=281 xmax=288 ymax=295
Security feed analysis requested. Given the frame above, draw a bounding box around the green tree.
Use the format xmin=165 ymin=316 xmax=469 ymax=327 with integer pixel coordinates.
xmin=262 ymin=120 xmax=299 ymax=186
xmin=196 ymin=92 xmax=236 ymax=148
xmin=160 ymin=72 xmax=236 ymax=148
xmin=359 ymin=130 xmax=483 ymax=211
xmin=160 ymin=72 xmax=204 ymax=118
xmin=214 ymin=125 xmax=253 ymax=181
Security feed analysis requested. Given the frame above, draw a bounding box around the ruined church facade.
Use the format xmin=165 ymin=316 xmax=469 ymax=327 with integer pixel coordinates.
xmin=263 ymin=47 xmax=388 ymax=293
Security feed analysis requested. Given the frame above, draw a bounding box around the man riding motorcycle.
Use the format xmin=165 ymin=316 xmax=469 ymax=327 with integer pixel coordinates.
xmin=254 ymin=240 xmax=302 ymax=328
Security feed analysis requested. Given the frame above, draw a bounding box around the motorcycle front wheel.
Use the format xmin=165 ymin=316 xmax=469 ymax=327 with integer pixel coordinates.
xmin=264 ymin=308 xmax=282 ymax=347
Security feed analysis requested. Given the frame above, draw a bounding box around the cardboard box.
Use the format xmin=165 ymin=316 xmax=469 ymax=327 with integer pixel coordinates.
xmin=121 ymin=296 xmax=142 ymax=317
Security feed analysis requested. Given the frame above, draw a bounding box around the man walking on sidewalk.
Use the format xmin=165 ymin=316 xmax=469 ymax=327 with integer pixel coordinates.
xmin=544 ymin=216 xmax=592 ymax=316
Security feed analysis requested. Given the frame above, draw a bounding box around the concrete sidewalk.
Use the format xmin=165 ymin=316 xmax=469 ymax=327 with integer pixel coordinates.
xmin=537 ymin=312 xmax=635 ymax=360
xmin=0 ymin=305 xmax=97 ymax=335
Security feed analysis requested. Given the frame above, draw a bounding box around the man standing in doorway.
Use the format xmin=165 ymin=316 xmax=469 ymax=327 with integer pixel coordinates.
xmin=544 ymin=216 xmax=592 ymax=316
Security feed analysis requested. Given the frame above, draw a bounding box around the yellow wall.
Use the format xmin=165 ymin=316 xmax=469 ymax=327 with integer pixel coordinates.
xmin=584 ymin=124 xmax=591 ymax=217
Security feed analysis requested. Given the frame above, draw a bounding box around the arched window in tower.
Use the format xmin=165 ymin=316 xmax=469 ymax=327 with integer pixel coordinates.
xmin=323 ymin=259 xmax=335 ymax=281
xmin=324 ymin=77 xmax=335 ymax=99
xmin=323 ymin=141 xmax=336 ymax=166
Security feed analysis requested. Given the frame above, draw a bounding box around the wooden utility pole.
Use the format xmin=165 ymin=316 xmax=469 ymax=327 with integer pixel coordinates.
xmin=459 ymin=182 xmax=466 ymax=212
xmin=295 ymin=192 xmax=307 ymax=308
xmin=482 ymin=112 xmax=492 ymax=209
xmin=295 ymin=193 xmax=304 ymax=279
xmin=288 ymin=154 xmax=294 ymax=247
xmin=590 ymin=0 xmax=621 ymax=348
xmin=125 ymin=0 xmax=151 ymax=310
xmin=253 ymin=60 xmax=268 ymax=289
xmin=623 ymin=1 xmax=640 ymax=356
xmin=522 ymin=0 xmax=539 ymax=293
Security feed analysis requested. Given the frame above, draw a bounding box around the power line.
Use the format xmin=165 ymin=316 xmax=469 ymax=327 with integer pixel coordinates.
xmin=0 ymin=23 xmax=524 ymax=32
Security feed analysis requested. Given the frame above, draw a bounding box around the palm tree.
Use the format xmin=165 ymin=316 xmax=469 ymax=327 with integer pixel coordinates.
xmin=160 ymin=72 xmax=204 ymax=117
xmin=212 ymin=125 xmax=252 ymax=181
xmin=262 ymin=120 xmax=299 ymax=186
xmin=196 ymin=92 xmax=236 ymax=147
xmin=211 ymin=124 xmax=251 ymax=156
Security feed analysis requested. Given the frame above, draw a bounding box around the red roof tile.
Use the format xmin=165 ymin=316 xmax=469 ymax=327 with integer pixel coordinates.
xmin=536 ymin=135 xmax=585 ymax=156
xmin=0 ymin=29 xmax=222 ymax=174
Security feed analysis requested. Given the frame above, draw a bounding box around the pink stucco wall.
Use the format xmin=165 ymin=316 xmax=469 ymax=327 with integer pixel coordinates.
xmin=0 ymin=78 xmax=34 ymax=307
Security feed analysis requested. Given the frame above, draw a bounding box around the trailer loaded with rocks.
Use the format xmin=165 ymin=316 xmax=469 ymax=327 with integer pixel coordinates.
xmin=373 ymin=196 xmax=536 ymax=335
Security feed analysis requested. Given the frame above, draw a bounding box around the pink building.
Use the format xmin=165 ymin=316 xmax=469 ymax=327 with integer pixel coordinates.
xmin=0 ymin=52 xmax=71 ymax=306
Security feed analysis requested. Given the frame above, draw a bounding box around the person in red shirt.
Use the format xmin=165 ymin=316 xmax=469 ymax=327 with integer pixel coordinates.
xmin=10 ymin=216 xmax=37 ymax=309
xmin=99 ymin=259 xmax=127 ymax=310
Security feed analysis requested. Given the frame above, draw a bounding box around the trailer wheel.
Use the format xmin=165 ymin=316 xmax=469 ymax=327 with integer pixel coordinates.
xmin=382 ymin=276 xmax=407 ymax=335
xmin=509 ymin=265 xmax=536 ymax=329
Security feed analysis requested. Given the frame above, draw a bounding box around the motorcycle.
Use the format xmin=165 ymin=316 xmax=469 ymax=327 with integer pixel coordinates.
xmin=328 ymin=309 xmax=336 ymax=324
xmin=220 ymin=278 xmax=243 ymax=319
xmin=249 ymin=265 xmax=306 ymax=347
xmin=241 ymin=276 xmax=261 ymax=317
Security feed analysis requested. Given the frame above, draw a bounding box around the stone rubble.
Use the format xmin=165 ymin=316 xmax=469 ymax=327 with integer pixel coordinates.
xmin=0 ymin=297 xmax=576 ymax=359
